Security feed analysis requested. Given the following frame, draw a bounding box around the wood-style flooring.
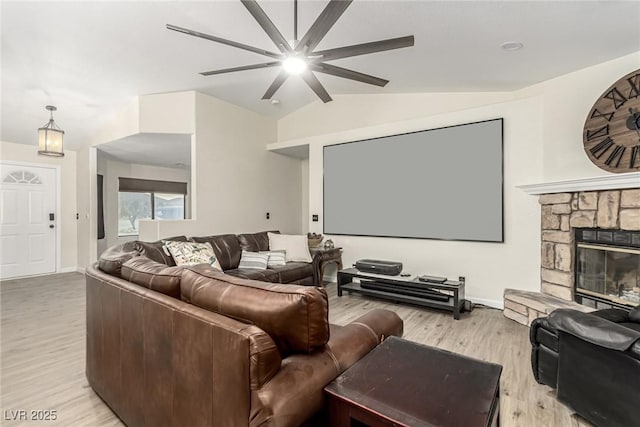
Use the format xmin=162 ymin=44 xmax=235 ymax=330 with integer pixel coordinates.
xmin=1 ymin=272 xmax=591 ymax=426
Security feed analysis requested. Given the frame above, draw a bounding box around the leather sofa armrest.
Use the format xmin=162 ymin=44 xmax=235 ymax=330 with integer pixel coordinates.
xmin=249 ymin=309 xmax=403 ymax=427
xmin=549 ymin=309 xmax=640 ymax=352
xmin=530 ymin=316 xmax=554 ymax=345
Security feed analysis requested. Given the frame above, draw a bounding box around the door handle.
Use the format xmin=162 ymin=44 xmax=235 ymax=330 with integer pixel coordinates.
xmin=49 ymin=225 xmax=54 ymax=229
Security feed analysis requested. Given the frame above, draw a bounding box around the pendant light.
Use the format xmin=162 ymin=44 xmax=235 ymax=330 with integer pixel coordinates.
xmin=38 ymin=105 xmax=64 ymax=157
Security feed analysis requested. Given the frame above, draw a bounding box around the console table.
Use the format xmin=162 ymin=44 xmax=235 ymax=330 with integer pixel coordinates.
xmin=310 ymin=247 xmax=343 ymax=286
xmin=325 ymin=336 xmax=501 ymax=427
xmin=337 ymin=268 xmax=466 ymax=319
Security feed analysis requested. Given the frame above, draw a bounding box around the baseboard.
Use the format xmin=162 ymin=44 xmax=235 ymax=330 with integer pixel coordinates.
xmin=468 ymin=297 xmax=504 ymax=310
xmin=75 ymin=267 xmax=86 ymax=274
xmin=59 ymin=267 xmax=80 ymax=274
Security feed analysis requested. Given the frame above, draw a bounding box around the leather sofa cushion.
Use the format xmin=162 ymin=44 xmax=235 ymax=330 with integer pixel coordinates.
xmin=125 ymin=236 xmax=188 ymax=266
xmin=238 ymin=230 xmax=279 ymax=252
xmin=249 ymin=309 xmax=402 ymax=427
xmin=225 ymin=268 xmax=279 ymax=282
xmin=181 ymin=265 xmax=329 ymax=356
xmin=98 ymin=243 xmax=139 ymax=277
xmin=270 ymin=262 xmax=314 ymax=284
xmin=630 ymin=305 xmax=640 ymax=322
xmin=121 ymin=256 xmax=184 ymax=298
xmin=191 ymin=234 xmax=242 ymax=271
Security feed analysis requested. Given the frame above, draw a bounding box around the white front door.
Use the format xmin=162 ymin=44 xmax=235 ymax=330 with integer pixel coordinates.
xmin=0 ymin=163 xmax=57 ymax=279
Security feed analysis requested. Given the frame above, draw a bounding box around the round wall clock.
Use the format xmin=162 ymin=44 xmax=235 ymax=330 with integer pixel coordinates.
xmin=583 ymin=68 xmax=640 ymax=173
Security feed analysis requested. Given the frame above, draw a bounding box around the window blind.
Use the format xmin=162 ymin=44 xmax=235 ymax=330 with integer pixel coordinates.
xmin=118 ymin=177 xmax=187 ymax=194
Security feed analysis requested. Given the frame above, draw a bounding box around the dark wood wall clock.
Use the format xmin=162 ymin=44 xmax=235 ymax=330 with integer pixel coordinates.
xmin=583 ymin=68 xmax=640 ymax=173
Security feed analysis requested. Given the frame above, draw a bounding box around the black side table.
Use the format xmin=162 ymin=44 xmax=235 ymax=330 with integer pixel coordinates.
xmin=310 ymin=247 xmax=343 ymax=285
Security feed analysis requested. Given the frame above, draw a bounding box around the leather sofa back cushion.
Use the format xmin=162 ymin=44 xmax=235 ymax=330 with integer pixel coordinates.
xmin=121 ymin=256 xmax=184 ymax=298
xmin=181 ymin=264 xmax=329 ymax=356
xmin=191 ymin=234 xmax=241 ymax=270
xmin=238 ymin=230 xmax=279 ymax=253
xmin=98 ymin=243 xmax=139 ymax=277
xmin=125 ymin=235 xmax=188 ymax=266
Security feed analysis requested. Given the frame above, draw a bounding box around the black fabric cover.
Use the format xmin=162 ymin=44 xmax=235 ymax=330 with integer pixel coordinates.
xmin=549 ymin=309 xmax=640 ymax=352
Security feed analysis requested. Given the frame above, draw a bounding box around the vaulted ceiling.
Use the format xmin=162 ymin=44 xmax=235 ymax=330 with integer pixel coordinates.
xmin=2 ymin=1 xmax=640 ymax=150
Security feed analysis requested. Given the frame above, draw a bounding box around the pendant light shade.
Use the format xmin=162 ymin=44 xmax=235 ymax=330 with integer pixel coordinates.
xmin=38 ymin=105 xmax=64 ymax=157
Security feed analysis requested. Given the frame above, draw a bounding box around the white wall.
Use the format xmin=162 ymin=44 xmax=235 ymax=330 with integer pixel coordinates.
xmin=0 ymin=141 xmax=78 ymax=272
xmin=279 ymin=98 xmax=543 ymax=306
xmin=275 ymin=51 xmax=640 ymax=306
xmin=138 ymin=91 xmax=303 ymax=240
xmin=301 ymin=159 xmax=309 ymax=235
xmin=519 ymin=52 xmax=640 ymax=181
xmin=96 ymin=151 xmax=191 ymax=255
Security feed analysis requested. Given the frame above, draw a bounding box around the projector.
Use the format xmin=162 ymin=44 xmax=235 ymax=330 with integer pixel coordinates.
xmin=354 ymin=259 xmax=403 ymax=276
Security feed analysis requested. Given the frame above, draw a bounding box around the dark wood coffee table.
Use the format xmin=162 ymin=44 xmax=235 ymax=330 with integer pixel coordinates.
xmin=324 ymin=336 xmax=502 ymax=427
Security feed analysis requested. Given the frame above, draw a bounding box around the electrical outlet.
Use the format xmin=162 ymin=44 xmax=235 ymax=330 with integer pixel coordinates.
xmin=312 ymin=214 xmax=319 ymax=222
xmin=266 ymin=212 xmax=270 ymax=220
xmin=458 ymin=276 xmax=465 ymax=283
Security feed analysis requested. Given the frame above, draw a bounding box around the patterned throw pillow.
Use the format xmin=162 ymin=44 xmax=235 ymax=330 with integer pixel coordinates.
xmin=260 ymin=250 xmax=287 ymax=267
xmin=163 ymin=241 xmax=222 ymax=271
xmin=238 ymin=250 xmax=269 ymax=270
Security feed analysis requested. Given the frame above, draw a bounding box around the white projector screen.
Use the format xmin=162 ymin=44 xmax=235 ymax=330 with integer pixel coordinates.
xmin=323 ymin=118 xmax=503 ymax=242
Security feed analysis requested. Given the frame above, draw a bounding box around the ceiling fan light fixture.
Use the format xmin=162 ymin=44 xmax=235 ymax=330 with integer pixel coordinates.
xmin=282 ymin=56 xmax=307 ymax=75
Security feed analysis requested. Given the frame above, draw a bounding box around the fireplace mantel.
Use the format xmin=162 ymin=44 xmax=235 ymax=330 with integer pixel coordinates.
xmin=518 ymin=172 xmax=640 ymax=195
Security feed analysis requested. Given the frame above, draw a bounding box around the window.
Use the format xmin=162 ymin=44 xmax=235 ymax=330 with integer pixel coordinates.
xmin=118 ymin=178 xmax=187 ymax=237
xmin=118 ymin=192 xmax=152 ymax=236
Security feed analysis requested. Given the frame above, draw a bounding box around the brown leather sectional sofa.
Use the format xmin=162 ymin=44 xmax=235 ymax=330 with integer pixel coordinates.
xmin=121 ymin=231 xmax=316 ymax=284
xmin=87 ymin=232 xmax=404 ymax=427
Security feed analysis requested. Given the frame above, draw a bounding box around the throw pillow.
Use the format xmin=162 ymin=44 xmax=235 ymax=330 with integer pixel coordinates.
xmin=268 ymin=233 xmax=312 ymax=263
xmin=238 ymin=250 xmax=269 ymax=270
xmin=163 ymin=241 xmax=222 ymax=270
xmin=260 ymin=250 xmax=287 ymax=267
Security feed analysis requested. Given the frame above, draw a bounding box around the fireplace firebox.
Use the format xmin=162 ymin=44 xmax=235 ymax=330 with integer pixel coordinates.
xmin=575 ymin=229 xmax=640 ymax=309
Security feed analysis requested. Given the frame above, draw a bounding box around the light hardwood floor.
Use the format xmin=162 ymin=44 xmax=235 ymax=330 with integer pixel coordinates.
xmin=1 ymin=272 xmax=591 ymax=426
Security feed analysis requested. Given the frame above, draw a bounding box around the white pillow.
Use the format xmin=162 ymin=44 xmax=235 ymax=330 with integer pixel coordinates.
xmin=163 ymin=241 xmax=222 ymax=271
xmin=260 ymin=250 xmax=287 ymax=267
xmin=268 ymin=233 xmax=312 ymax=263
xmin=238 ymin=250 xmax=269 ymax=270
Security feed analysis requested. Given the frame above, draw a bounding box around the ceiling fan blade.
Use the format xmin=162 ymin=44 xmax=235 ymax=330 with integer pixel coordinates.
xmin=167 ymin=24 xmax=282 ymax=59
xmin=262 ymin=70 xmax=289 ymax=99
xmin=200 ymin=61 xmax=281 ymax=76
xmin=311 ymin=63 xmax=388 ymax=87
xmin=300 ymin=70 xmax=332 ymax=103
xmin=312 ymin=36 xmax=414 ymax=62
xmin=296 ymin=0 xmax=353 ymax=53
xmin=241 ymin=0 xmax=292 ymax=53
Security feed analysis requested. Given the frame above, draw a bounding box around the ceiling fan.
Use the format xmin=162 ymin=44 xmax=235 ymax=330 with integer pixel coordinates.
xmin=167 ymin=0 xmax=414 ymax=103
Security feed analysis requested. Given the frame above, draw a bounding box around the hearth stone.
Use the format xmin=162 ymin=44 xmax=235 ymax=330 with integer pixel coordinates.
xmin=578 ymin=192 xmax=598 ymax=210
xmin=621 ymin=189 xmax=640 ymax=208
xmin=620 ymin=209 xmax=640 ymax=230
xmin=503 ymin=289 xmax=593 ymax=326
xmin=596 ymin=190 xmax=620 ymax=228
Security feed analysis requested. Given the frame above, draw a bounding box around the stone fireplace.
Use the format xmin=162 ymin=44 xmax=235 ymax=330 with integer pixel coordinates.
xmin=504 ymin=184 xmax=640 ymax=326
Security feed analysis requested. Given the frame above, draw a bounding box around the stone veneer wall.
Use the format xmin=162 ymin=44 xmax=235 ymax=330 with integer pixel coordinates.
xmin=539 ymin=188 xmax=640 ymax=302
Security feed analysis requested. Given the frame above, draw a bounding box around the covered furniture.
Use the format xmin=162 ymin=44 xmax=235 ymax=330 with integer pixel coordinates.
xmin=530 ymin=305 xmax=640 ymax=427
xmin=87 ymin=246 xmax=404 ymax=427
